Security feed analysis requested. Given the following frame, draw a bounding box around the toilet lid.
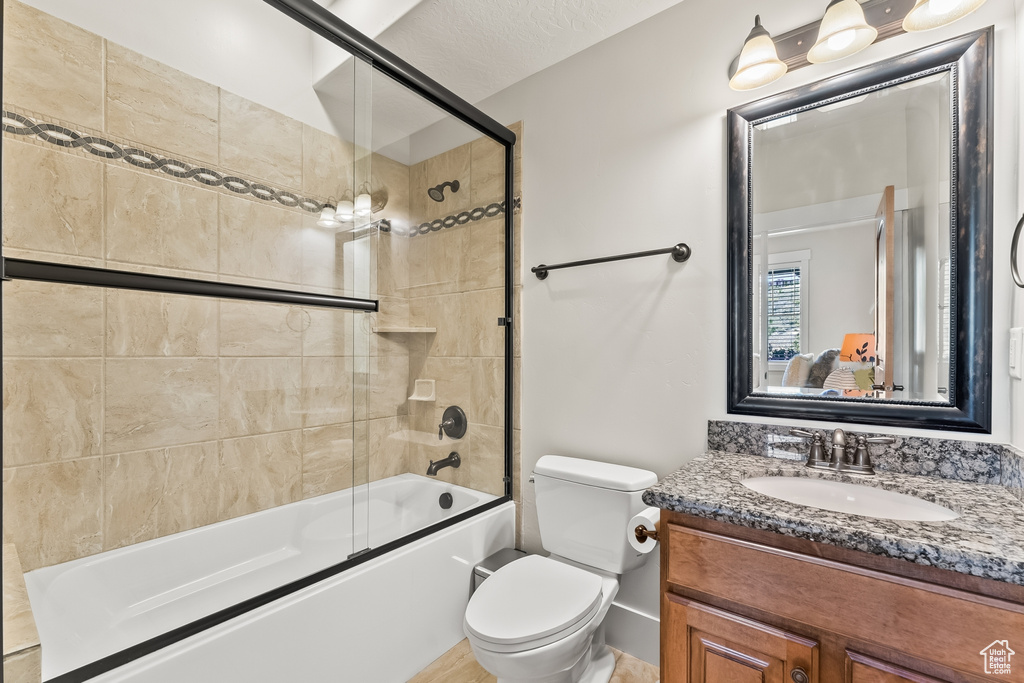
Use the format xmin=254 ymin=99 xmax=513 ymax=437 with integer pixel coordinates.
xmin=465 ymin=555 xmax=603 ymax=647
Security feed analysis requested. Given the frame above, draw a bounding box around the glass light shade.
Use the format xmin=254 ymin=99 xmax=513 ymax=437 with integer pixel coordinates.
xmin=316 ymin=204 xmax=340 ymax=229
xmin=903 ymin=0 xmax=986 ymax=31
xmin=354 ymin=193 xmax=372 ymax=216
xmin=729 ymin=16 xmax=788 ymax=92
xmin=336 ymin=199 xmax=354 ymax=222
xmin=807 ymin=0 xmax=878 ymax=64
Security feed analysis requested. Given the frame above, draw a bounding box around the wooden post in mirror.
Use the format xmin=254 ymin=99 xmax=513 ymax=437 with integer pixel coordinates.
xmin=874 ymin=186 xmax=894 ymax=398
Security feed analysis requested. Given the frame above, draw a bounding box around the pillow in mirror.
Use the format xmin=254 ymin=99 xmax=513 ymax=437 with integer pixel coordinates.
xmin=806 ymin=349 xmax=840 ymax=388
xmin=782 ymin=353 xmax=814 ymax=387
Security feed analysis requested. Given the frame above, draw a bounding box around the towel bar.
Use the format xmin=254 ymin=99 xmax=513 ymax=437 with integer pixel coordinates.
xmin=532 ymin=242 xmax=691 ymax=280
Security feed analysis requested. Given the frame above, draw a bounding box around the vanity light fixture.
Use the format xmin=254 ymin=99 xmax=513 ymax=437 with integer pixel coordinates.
xmin=903 ymin=0 xmax=987 ymax=31
xmin=336 ymin=195 xmax=355 ymax=223
xmin=727 ymin=0 xmax=934 ymax=90
xmin=728 ymin=15 xmax=788 ymax=91
xmin=317 ymin=200 xmax=341 ymax=229
xmin=807 ymin=0 xmax=878 ymax=63
xmin=354 ymin=191 xmax=372 ymax=217
xmin=355 ymin=178 xmax=389 ymax=216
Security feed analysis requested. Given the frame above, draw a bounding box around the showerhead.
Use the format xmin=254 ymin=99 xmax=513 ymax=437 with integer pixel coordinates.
xmin=428 ymin=179 xmax=460 ymax=202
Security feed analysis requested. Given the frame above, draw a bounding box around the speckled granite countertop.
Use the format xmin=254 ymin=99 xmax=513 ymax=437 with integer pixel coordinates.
xmin=643 ymin=451 xmax=1024 ymax=586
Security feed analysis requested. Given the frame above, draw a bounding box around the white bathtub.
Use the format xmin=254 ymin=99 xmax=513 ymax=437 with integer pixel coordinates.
xmin=25 ymin=474 xmax=513 ymax=682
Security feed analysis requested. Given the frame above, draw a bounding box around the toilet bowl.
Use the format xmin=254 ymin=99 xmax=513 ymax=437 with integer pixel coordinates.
xmin=463 ymin=455 xmax=658 ymax=683
xmin=464 ymin=555 xmax=619 ymax=683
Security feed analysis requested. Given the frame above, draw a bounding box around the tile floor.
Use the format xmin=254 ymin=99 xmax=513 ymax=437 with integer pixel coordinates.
xmin=408 ymin=638 xmax=659 ymax=683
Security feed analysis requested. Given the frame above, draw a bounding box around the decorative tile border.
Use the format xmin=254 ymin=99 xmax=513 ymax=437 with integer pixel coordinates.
xmin=1 ymin=106 xmax=513 ymax=239
xmin=706 ymin=419 xmax=1019 ymax=488
xmin=399 ymin=201 xmax=506 ymax=237
xmin=1 ymin=108 xmax=330 ymax=214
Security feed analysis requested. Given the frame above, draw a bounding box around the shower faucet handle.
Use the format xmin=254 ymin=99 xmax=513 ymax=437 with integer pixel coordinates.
xmin=437 ymin=405 xmax=468 ymax=441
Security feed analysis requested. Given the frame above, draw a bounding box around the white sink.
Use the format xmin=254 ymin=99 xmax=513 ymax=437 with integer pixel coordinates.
xmin=741 ymin=476 xmax=959 ymax=522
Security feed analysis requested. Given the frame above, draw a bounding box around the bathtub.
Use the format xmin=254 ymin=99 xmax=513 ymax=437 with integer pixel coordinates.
xmin=25 ymin=474 xmax=513 ymax=682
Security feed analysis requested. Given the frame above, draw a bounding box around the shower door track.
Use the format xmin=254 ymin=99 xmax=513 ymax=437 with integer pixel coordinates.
xmin=1 ymin=258 xmax=379 ymax=311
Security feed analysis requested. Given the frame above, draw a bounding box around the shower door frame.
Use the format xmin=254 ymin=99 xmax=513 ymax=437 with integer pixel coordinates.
xmin=0 ymin=0 xmax=517 ymax=680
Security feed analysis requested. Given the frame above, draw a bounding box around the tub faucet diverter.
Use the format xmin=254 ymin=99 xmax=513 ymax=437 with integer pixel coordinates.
xmin=427 ymin=451 xmax=461 ymax=476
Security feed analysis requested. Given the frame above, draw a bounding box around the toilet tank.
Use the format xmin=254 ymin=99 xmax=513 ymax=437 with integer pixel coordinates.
xmin=533 ymin=455 xmax=658 ymax=574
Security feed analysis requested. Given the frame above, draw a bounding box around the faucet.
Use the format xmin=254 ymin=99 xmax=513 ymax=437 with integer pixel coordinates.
xmin=829 ymin=428 xmax=848 ymax=469
xmin=790 ymin=428 xmax=894 ymax=475
xmin=426 ymin=451 xmax=461 ymax=476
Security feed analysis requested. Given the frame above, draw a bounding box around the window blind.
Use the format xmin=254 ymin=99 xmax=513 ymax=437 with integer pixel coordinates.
xmin=767 ymin=266 xmax=801 ymax=361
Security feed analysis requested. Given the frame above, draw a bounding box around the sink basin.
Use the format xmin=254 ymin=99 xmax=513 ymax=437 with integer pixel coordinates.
xmin=741 ymin=476 xmax=959 ymax=522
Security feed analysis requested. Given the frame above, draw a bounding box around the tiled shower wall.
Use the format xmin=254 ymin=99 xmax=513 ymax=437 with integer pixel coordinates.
xmin=1 ymin=0 xmax=523 ymax=572
xmin=377 ymin=129 xmax=523 ymax=501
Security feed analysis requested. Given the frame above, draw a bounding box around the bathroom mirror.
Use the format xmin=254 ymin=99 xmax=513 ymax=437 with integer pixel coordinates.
xmin=727 ymin=28 xmax=992 ymax=432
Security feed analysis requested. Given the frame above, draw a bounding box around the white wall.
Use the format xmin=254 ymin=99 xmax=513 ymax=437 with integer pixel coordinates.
xmin=754 ymin=105 xmax=910 ymax=213
xmin=471 ymin=0 xmax=1020 ymax=661
xmin=769 ymin=223 xmax=876 ymax=360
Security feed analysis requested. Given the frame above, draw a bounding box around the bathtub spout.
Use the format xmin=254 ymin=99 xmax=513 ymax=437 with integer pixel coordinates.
xmin=427 ymin=451 xmax=461 ymax=476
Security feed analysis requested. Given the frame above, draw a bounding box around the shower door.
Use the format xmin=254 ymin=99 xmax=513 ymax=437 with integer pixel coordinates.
xmin=1 ymin=1 xmax=372 ymax=675
xmin=1 ymin=0 xmax=514 ymax=678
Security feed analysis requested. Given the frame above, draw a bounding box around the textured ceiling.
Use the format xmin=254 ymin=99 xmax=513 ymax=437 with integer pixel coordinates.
xmin=318 ymin=0 xmax=686 ymax=161
xmin=367 ymin=0 xmax=687 ymax=105
xmin=325 ymin=0 xmax=688 ymax=107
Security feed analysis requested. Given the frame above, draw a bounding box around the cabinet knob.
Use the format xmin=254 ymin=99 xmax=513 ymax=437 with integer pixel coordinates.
xmin=791 ymin=668 xmax=809 ymax=683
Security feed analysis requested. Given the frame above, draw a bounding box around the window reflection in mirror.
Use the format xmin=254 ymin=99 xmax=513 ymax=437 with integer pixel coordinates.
xmin=750 ymin=71 xmax=952 ymax=403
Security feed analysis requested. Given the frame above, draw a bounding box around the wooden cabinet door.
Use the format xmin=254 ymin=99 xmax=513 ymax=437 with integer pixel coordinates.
xmin=846 ymin=651 xmax=948 ymax=683
xmin=664 ymin=593 xmax=818 ymax=683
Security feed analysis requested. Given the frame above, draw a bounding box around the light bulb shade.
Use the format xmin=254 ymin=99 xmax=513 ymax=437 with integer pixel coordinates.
xmin=336 ymin=199 xmax=354 ymax=222
xmin=807 ymin=0 xmax=878 ymax=64
xmin=902 ymin=0 xmax=986 ymax=31
xmin=729 ymin=16 xmax=788 ymax=91
xmin=354 ymin=192 xmax=372 ymax=216
xmin=316 ymin=204 xmax=340 ymax=229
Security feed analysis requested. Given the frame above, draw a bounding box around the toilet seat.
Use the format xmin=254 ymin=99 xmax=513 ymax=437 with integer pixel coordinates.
xmin=465 ymin=555 xmax=603 ymax=654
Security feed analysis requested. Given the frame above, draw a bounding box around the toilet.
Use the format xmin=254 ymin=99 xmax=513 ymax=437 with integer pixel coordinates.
xmin=464 ymin=455 xmax=658 ymax=683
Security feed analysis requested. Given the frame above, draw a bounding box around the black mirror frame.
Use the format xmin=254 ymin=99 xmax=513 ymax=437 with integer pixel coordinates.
xmin=726 ymin=28 xmax=993 ymax=433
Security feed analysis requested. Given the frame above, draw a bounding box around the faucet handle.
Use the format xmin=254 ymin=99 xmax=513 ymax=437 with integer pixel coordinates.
xmin=847 ymin=434 xmax=890 ymax=475
xmin=790 ymin=429 xmax=828 ymax=468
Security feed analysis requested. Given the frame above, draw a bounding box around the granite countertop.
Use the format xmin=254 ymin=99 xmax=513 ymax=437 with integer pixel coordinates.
xmin=643 ymin=451 xmax=1024 ymax=586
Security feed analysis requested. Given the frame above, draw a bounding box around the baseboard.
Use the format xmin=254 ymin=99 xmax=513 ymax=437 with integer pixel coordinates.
xmin=603 ymin=602 xmax=659 ymax=666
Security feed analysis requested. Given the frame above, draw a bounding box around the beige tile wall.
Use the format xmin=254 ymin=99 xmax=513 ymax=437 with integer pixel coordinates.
xmin=396 ymin=126 xmax=523 ymax=502
xmin=1 ymin=0 xmax=521 ymax=571
xmin=1 ymin=0 xmax=352 ymax=572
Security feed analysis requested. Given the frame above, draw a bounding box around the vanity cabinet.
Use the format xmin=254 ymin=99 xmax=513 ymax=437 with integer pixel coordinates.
xmin=665 ymin=594 xmax=818 ymax=683
xmin=660 ymin=512 xmax=1024 ymax=683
